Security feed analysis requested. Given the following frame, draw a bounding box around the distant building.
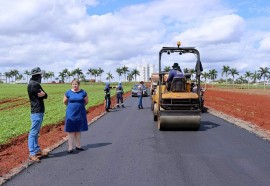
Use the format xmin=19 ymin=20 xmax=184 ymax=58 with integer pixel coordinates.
xmin=137 ymin=64 xmax=156 ymax=82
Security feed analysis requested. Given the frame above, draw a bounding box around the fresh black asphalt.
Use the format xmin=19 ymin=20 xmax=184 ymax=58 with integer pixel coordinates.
xmin=3 ymin=96 xmax=270 ymax=186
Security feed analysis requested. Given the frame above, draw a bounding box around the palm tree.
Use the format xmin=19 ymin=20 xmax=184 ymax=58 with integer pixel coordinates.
xmin=116 ymin=68 xmax=123 ymax=81
xmin=244 ymin=71 xmax=252 ymax=89
xmin=127 ymin=73 xmax=134 ymax=82
xmin=4 ymin=72 xmax=12 ymax=83
xmin=87 ymin=68 xmax=93 ymax=80
xmin=222 ymin=65 xmax=230 ymax=88
xmin=58 ymin=72 xmax=66 ymax=83
xmin=189 ymin=68 xmax=195 ymax=80
xmin=15 ymin=74 xmax=23 ymax=83
xmin=251 ymin=71 xmax=259 ymax=88
xmin=164 ymin=66 xmax=170 ymax=72
xmin=237 ymin=75 xmax=245 ymax=89
xmin=91 ymin=69 xmax=98 ymax=82
xmin=97 ymin=68 xmax=104 ymax=82
xmin=87 ymin=68 xmax=98 ymax=82
xmin=131 ymin=69 xmax=140 ymax=82
xmin=202 ymin=72 xmax=209 ymax=89
xmin=79 ymin=74 xmax=86 ymax=81
xmin=106 ymin=72 xmax=114 ymax=82
xmin=122 ymin=66 xmax=129 ymax=82
xmin=44 ymin=71 xmax=54 ymax=83
xmin=72 ymin=68 xmax=83 ymax=79
xmin=10 ymin=69 xmax=19 ymax=83
xmin=208 ymin=69 xmax=218 ymax=88
xmin=24 ymin=70 xmax=31 ymax=83
xmin=183 ymin=68 xmax=189 ymax=73
xmin=61 ymin=68 xmax=69 ymax=82
xmin=43 ymin=72 xmax=50 ymax=83
xmin=66 ymin=71 xmax=73 ymax=83
xmin=229 ymin=68 xmax=239 ymax=87
xmin=257 ymin=67 xmax=270 ymax=90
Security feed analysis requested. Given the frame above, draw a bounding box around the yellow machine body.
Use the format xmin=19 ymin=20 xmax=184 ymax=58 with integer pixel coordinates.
xmin=151 ymin=44 xmax=203 ymax=130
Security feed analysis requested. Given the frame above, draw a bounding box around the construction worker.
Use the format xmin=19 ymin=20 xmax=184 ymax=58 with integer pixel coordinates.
xmin=166 ymin=62 xmax=184 ymax=91
xmin=116 ymin=82 xmax=124 ymax=108
xmin=104 ymin=82 xmax=115 ymax=112
xmin=137 ymin=81 xmax=145 ymax=109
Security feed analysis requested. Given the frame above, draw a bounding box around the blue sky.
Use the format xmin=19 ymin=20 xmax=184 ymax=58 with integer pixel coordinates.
xmin=87 ymin=0 xmax=151 ymax=15
xmin=0 ymin=0 xmax=269 ymax=82
xmin=231 ymin=0 xmax=269 ymax=17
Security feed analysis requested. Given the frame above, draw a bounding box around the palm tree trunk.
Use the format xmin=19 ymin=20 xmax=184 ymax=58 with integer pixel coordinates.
xmin=264 ymin=77 xmax=266 ymax=90
xmin=225 ymin=74 xmax=228 ymax=89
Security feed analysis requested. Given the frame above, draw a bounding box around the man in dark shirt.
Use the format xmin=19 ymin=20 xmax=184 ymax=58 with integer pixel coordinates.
xmin=104 ymin=82 xmax=116 ymax=112
xmin=137 ymin=81 xmax=145 ymax=109
xmin=27 ymin=67 xmax=48 ymax=162
xmin=166 ymin=63 xmax=184 ymax=90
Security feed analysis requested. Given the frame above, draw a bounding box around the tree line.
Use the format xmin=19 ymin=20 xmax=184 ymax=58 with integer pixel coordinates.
xmin=1 ymin=65 xmax=269 ymax=89
xmin=162 ymin=65 xmax=270 ymax=90
xmin=0 ymin=66 xmax=141 ymax=83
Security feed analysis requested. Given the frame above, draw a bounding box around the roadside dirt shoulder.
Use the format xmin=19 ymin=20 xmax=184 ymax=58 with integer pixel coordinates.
xmin=205 ymin=88 xmax=270 ymax=129
xmin=0 ymin=92 xmax=131 ymax=183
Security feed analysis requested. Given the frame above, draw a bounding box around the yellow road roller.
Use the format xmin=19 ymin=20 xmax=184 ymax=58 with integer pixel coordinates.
xmin=151 ymin=42 xmax=203 ymax=130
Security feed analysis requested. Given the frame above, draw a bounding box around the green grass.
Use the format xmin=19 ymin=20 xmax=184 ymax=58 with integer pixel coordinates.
xmin=0 ymin=82 xmax=134 ymax=145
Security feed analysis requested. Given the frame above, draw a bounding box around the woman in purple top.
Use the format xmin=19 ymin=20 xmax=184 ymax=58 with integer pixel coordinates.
xmin=63 ymin=79 xmax=88 ymax=153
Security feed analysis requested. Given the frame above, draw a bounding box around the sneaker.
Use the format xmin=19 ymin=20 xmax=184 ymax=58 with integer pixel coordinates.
xmin=29 ymin=155 xmax=41 ymax=163
xmin=117 ymin=105 xmax=120 ymax=108
xmin=122 ymin=105 xmax=125 ymax=108
xmin=36 ymin=150 xmax=49 ymax=158
xmin=106 ymin=109 xmax=110 ymax=112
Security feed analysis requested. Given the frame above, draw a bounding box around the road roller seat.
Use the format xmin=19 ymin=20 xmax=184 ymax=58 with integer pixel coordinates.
xmin=170 ymin=77 xmax=186 ymax=92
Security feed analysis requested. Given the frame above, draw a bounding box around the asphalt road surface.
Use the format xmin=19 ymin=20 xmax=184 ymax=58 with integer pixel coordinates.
xmin=4 ymin=96 xmax=270 ymax=186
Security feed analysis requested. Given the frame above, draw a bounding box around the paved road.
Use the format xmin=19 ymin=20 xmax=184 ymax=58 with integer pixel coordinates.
xmin=4 ymin=96 xmax=270 ymax=186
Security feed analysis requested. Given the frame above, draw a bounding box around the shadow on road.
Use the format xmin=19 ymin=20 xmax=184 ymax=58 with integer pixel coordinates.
xmin=46 ymin=143 xmax=112 ymax=159
xmin=84 ymin=142 xmax=112 ymax=149
xmin=200 ymin=121 xmax=220 ymax=131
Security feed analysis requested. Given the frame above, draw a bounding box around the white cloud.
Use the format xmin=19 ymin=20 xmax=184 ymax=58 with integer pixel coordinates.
xmin=178 ymin=14 xmax=245 ymax=46
xmin=259 ymin=37 xmax=270 ymax=51
xmin=0 ymin=0 xmax=269 ymax=81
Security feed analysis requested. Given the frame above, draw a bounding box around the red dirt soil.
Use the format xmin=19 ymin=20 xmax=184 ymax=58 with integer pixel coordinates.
xmin=1 ymin=88 xmax=270 ymax=179
xmin=205 ymin=88 xmax=270 ymax=130
xmin=0 ymin=92 xmax=131 ymax=178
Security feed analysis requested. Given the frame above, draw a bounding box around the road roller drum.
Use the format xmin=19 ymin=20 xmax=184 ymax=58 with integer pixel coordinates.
xmin=158 ymin=110 xmax=201 ymax=130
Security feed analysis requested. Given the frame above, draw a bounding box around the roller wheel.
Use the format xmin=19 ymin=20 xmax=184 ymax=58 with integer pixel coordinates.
xmin=154 ymin=114 xmax=157 ymax=121
xmin=153 ymin=103 xmax=158 ymax=121
xmin=157 ymin=116 xmax=162 ymax=130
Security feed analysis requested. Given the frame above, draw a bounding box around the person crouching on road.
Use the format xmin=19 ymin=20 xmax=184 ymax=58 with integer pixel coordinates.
xmin=137 ymin=81 xmax=145 ymax=109
xmin=27 ymin=67 xmax=48 ymax=162
xmin=116 ymin=81 xmax=124 ymax=108
xmin=63 ymin=79 xmax=88 ymax=153
xmin=104 ymin=82 xmax=115 ymax=112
